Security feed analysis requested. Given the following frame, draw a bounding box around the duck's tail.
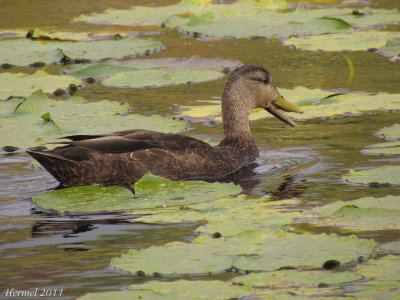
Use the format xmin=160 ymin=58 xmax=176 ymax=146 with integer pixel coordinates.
xmin=27 ymin=150 xmax=79 ymax=184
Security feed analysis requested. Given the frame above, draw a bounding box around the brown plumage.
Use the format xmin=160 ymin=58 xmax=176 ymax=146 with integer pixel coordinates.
xmin=27 ymin=65 xmax=303 ymax=190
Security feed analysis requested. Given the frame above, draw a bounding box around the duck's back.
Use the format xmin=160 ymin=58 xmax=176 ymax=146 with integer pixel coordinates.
xmin=27 ymin=130 xmax=256 ymax=188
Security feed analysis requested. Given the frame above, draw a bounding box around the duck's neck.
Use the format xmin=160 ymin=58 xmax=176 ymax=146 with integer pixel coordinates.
xmin=218 ymin=89 xmax=258 ymax=156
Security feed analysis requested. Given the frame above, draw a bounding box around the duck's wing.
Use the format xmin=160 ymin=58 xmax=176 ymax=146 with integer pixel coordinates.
xmin=53 ymin=130 xmax=212 ymax=159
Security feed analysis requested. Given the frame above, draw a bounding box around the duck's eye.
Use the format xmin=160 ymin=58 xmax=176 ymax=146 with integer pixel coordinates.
xmin=262 ymin=78 xmax=269 ymax=84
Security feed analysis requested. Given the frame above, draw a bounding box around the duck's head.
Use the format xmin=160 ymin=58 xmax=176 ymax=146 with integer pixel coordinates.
xmin=222 ymin=65 xmax=303 ymax=127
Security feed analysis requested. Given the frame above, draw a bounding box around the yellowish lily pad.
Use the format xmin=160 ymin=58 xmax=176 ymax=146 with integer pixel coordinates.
xmin=0 ymin=90 xmax=186 ymax=149
xmin=294 ymin=195 xmax=400 ymax=231
xmin=0 ymin=36 xmax=163 ymax=67
xmin=283 ymin=31 xmax=400 ymax=56
xmin=0 ymin=70 xmax=82 ymax=99
xmin=111 ymin=232 xmax=377 ymax=274
xmin=33 ymin=173 xmax=241 ymax=213
xmin=103 ymin=69 xmax=224 ymax=88
xmin=78 ymin=280 xmax=253 ymax=300
xmin=74 ymin=2 xmax=400 ymax=39
xmin=343 ymin=166 xmax=400 ymax=185
xmin=179 ymin=87 xmax=400 ymax=121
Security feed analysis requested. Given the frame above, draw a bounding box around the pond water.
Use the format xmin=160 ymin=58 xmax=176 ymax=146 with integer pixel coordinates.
xmin=1 ymin=0 xmax=400 ymax=298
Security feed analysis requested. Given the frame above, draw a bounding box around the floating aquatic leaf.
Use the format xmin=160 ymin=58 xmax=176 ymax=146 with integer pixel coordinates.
xmin=134 ymin=195 xmax=300 ymax=235
xmin=363 ymin=124 xmax=400 ymax=155
xmin=0 ymin=90 xmax=186 ymax=149
xmin=0 ymin=36 xmax=163 ymax=67
xmin=294 ymin=195 xmax=400 ymax=231
xmin=103 ymin=69 xmax=224 ymax=88
xmin=75 ymin=2 xmax=400 ymax=39
xmin=364 ymin=141 xmax=400 ymax=155
xmin=0 ymin=70 xmax=82 ymax=99
xmin=283 ymin=31 xmax=400 ymax=57
xmin=68 ymin=56 xmax=239 ymax=87
xmin=233 ymin=269 xmax=360 ymax=289
xmin=179 ymin=86 xmax=400 ymax=121
xmin=376 ymin=124 xmax=400 ymax=140
xmin=26 ymin=28 xmax=138 ymax=41
xmin=33 ymin=173 xmax=241 ymax=213
xmin=33 ymin=185 xmax=134 ymax=213
xmin=357 ymin=255 xmax=400 ymax=281
xmin=78 ymin=280 xmax=252 ymax=300
xmin=111 ymin=232 xmax=377 ymax=274
xmin=343 ymin=166 xmax=400 ymax=186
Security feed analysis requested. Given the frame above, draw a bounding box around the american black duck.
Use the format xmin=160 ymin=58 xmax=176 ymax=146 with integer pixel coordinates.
xmin=27 ymin=65 xmax=303 ymax=190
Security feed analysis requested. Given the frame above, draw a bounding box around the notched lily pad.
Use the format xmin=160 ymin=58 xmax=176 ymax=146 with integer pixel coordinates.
xmin=178 ymin=86 xmax=400 ymax=121
xmin=111 ymin=232 xmax=377 ymax=274
xmin=75 ymin=2 xmax=400 ymax=39
xmin=33 ymin=185 xmax=134 ymax=213
xmin=78 ymin=280 xmax=252 ymax=300
xmin=0 ymin=90 xmax=186 ymax=149
xmin=0 ymin=36 xmax=163 ymax=67
xmin=33 ymin=173 xmax=241 ymax=213
xmin=67 ymin=56 xmax=241 ymax=87
xmin=343 ymin=166 xmax=400 ymax=186
xmin=103 ymin=69 xmax=224 ymax=88
xmin=294 ymin=195 xmax=400 ymax=231
xmin=233 ymin=269 xmax=360 ymax=289
xmin=0 ymin=70 xmax=83 ymax=100
xmin=283 ymin=31 xmax=400 ymax=58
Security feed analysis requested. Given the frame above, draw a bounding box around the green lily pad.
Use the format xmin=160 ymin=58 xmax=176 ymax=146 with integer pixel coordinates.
xmin=179 ymin=87 xmax=400 ymax=121
xmin=377 ymin=124 xmax=400 ymax=140
xmin=134 ymin=195 xmax=301 ymax=236
xmin=68 ymin=57 xmax=240 ymax=87
xmin=111 ymin=232 xmax=377 ymax=274
xmin=78 ymin=280 xmax=253 ymax=300
xmin=353 ymin=256 xmax=400 ymax=299
xmin=33 ymin=173 xmax=241 ymax=213
xmin=0 ymin=70 xmax=82 ymax=99
xmin=363 ymin=124 xmax=400 ymax=155
xmin=363 ymin=141 xmax=400 ymax=155
xmin=33 ymin=185 xmax=134 ymax=213
xmin=343 ymin=166 xmax=400 ymax=186
xmin=103 ymin=69 xmax=224 ymax=88
xmin=26 ymin=28 xmax=137 ymax=41
xmin=357 ymin=255 xmax=400 ymax=281
xmin=0 ymin=90 xmax=186 ymax=149
xmin=233 ymin=269 xmax=360 ymax=289
xmin=75 ymin=2 xmax=400 ymax=39
xmin=283 ymin=31 xmax=400 ymax=56
xmin=294 ymin=195 xmax=400 ymax=231
xmin=0 ymin=36 xmax=163 ymax=67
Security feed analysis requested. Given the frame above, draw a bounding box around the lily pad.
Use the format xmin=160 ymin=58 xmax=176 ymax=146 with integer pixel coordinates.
xmin=233 ymin=269 xmax=360 ymax=289
xmin=377 ymin=124 xmax=400 ymax=140
xmin=0 ymin=36 xmax=163 ymax=67
xmin=343 ymin=166 xmax=400 ymax=186
xmin=78 ymin=280 xmax=253 ymax=300
xmin=33 ymin=185 xmax=134 ymax=213
xmin=103 ymin=69 xmax=224 ymax=88
xmin=33 ymin=173 xmax=241 ymax=213
xmin=294 ymin=195 xmax=400 ymax=231
xmin=357 ymin=255 xmax=400 ymax=281
xmin=74 ymin=2 xmax=400 ymax=39
xmin=111 ymin=232 xmax=377 ymax=274
xmin=363 ymin=141 xmax=400 ymax=155
xmin=68 ymin=56 xmax=240 ymax=87
xmin=26 ymin=28 xmax=139 ymax=41
xmin=283 ymin=31 xmax=400 ymax=57
xmin=0 ymin=90 xmax=186 ymax=149
xmin=179 ymin=87 xmax=400 ymax=121
xmin=0 ymin=70 xmax=82 ymax=99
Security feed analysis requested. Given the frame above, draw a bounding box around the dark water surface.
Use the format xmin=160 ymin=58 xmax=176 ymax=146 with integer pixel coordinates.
xmin=1 ymin=0 xmax=400 ymax=298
